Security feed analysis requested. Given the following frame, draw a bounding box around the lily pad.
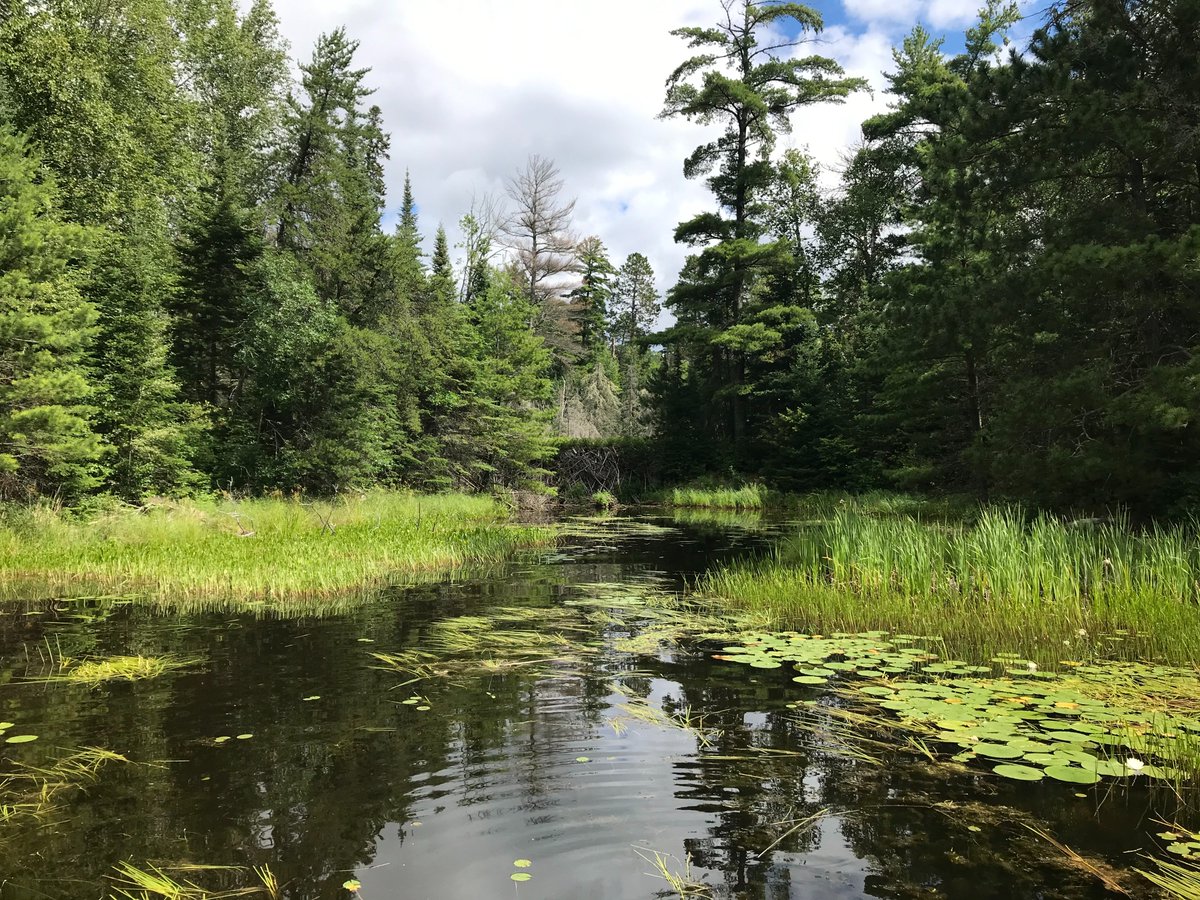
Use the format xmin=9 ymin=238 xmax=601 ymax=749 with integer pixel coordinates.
xmin=4 ymin=734 xmax=37 ymax=744
xmin=974 ymin=743 xmax=1024 ymax=759
xmin=993 ymin=763 xmax=1045 ymax=781
xmin=1043 ymin=765 xmax=1100 ymax=785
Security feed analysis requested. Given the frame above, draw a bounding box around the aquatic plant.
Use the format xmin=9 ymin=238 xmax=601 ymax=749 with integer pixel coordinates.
xmin=0 ymin=491 xmax=553 ymax=602
xmin=108 ymin=861 xmax=282 ymax=899
xmin=591 ymin=490 xmax=617 ymax=510
xmin=610 ymin=697 xmax=718 ymax=747
xmin=669 ymin=484 xmax=767 ymax=510
xmin=1 ymin=747 xmax=129 ymax=829
xmin=54 ymin=654 xmax=199 ymax=686
xmin=704 ymin=506 xmax=1200 ymax=664
xmin=633 ymin=847 xmax=711 ymax=897
xmin=717 ymin=630 xmax=1200 ymax=787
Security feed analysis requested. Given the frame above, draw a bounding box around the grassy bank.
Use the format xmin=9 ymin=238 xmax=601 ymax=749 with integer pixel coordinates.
xmin=0 ymin=492 xmax=552 ymax=601
xmin=702 ymin=504 xmax=1200 ymax=665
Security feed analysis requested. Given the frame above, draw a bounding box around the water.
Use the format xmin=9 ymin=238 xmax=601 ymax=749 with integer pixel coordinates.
xmin=0 ymin=515 xmax=1164 ymax=898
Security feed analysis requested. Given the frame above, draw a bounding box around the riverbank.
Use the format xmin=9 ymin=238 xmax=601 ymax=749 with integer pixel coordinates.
xmin=700 ymin=498 xmax=1200 ymax=666
xmin=0 ymin=492 xmax=552 ymax=601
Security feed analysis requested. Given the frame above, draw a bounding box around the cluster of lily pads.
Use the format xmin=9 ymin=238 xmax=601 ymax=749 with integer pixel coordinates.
xmin=715 ymin=631 xmax=1200 ymax=786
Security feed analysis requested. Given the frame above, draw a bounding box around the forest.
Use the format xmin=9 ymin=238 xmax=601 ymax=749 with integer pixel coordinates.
xmin=0 ymin=0 xmax=1197 ymax=516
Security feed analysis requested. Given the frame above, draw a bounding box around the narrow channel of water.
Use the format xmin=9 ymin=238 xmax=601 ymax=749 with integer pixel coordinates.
xmin=0 ymin=515 xmax=1160 ymax=898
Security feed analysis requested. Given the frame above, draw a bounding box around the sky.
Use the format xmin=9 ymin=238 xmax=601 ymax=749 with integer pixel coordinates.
xmin=268 ymin=0 xmax=1011 ymax=298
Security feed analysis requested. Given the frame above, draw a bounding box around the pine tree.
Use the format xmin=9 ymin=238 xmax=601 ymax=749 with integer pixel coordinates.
xmin=0 ymin=128 xmax=100 ymax=499
xmin=659 ymin=0 xmax=865 ymax=460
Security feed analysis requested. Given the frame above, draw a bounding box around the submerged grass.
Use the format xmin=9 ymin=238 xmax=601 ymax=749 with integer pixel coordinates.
xmin=704 ymin=505 xmax=1200 ymax=664
xmin=1 ymin=747 xmax=130 ymax=829
xmin=0 ymin=491 xmax=552 ymax=602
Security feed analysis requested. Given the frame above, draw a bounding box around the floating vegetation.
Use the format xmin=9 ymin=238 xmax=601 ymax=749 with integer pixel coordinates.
xmin=633 ymin=847 xmax=711 ymax=897
xmin=610 ymin=698 xmax=718 ymax=748
xmin=0 ymin=491 xmax=553 ymax=603
xmin=372 ymin=606 xmax=599 ymax=687
xmin=1 ymin=746 xmax=129 ymax=829
xmin=717 ymin=631 xmax=1200 ymax=788
xmin=108 ymin=861 xmax=282 ymax=899
xmin=53 ymin=653 xmax=200 ymax=686
xmin=507 ymin=858 xmax=533 ymax=883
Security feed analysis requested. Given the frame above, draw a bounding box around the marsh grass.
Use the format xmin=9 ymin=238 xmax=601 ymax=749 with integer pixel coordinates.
xmin=0 ymin=492 xmax=552 ymax=602
xmin=633 ymin=847 xmax=711 ymax=898
xmin=108 ymin=861 xmax=281 ymax=899
xmin=1137 ymin=858 xmax=1200 ymax=899
xmin=704 ymin=506 xmax=1200 ymax=664
xmin=54 ymin=654 xmax=199 ymax=686
xmin=669 ymin=484 xmax=767 ymax=510
xmin=1 ymin=747 xmax=129 ymax=828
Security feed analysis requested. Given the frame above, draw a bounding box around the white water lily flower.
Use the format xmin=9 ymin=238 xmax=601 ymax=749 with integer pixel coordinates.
xmin=1077 ymin=629 xmax=1088 ymax=636
xmin=1125 ymin=757 xmax=1145 ymax=772
xmin=1026 ymin=662 xmax=1038 ymax=672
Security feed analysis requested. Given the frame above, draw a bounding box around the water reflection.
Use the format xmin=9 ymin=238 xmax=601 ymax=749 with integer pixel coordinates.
xmin=0 ymin=517 xmax=1159 ymax=899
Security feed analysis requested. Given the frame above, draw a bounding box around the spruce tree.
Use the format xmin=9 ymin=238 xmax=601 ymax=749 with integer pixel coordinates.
xmin=0 ymin=129 xmax=100 ymax=499
xmin=568 ymin=237 xmax=615 ymax=358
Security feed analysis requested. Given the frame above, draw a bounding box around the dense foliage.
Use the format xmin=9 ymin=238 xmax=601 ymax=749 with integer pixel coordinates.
xmin=656 ymin=0 xmax=1200 ymax=515
xmin=0 ymin=0 xmax=1195 ymax=515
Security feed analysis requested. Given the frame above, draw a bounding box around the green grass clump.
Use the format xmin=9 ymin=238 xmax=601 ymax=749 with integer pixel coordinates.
xmin=670 ymin=484 xmax=767 ymax=510
xmin=0 ymin=491 xmax=552 ymax=602
xmin=703 ymin=505 xmax=1200 ymax=664
xmin=56 ymin=654 xmax=198 ymax=686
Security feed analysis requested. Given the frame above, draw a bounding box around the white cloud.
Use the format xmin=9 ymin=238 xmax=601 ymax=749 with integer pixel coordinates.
xmin=842 ymin=0 xmax=982 ymax=29
xmin=267 ymin=1 xmax=899 ymax=301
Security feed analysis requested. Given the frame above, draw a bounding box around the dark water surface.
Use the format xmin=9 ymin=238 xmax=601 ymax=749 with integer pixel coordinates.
xmin=0 ymin=515 xmax=1163 ymax=898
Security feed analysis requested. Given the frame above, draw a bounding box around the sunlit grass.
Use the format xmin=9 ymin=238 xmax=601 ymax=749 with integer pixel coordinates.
xmin=703 ymin=505 xmax=1200 ymax=664
xmin=0 ymin=491 xmax=553 ymax=601
xmin=55 ymin=654 xmax=199 ymax=686
xmin=108 ymin=861 xmax=281 ymax=899
xmin=633 ymin=847 xmax=711 ymax=897
xmin=669 ymin=484 xmax=767 ymax=510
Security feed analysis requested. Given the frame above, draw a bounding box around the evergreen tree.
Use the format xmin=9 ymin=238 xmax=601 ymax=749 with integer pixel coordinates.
xmin=0 ymin=129 xmax=100 ymax=499
xmin=391 ymin=169 xmax=426 ymax=304
xmin=274 ymin=29 xmax=393 ymax=323
xmin=659 ymin=0 xmax=865 ymax=460
xmin=567 ymin=237 xmax=616 ymax=358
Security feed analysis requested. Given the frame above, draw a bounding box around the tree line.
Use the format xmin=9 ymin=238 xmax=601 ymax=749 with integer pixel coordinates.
xmin=2 ymin=0 xmax=1197 ymax=516
xmin=0 ymin=0 xmax=659 ymax=502
xmin=654 ymin=0 xmax=1200 ymax=516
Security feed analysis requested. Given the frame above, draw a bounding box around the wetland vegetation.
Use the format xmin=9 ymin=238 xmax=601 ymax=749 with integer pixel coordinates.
xmin=0 ymin=492 xmax=551 ymax=601
xmin=1 ymin=0 xmax=1198 ymax=893
xmin=702 ymin=500 xmax=1200 ymax=664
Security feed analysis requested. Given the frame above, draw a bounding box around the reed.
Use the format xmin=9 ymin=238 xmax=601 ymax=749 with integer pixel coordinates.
xmin=703 ymin=504 xmax=1200 ymax=664
xmin=0 ymin=491 xmax=553 ymax=602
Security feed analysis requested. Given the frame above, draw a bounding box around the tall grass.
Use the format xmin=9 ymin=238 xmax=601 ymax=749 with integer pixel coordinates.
xmin=703 ymin=506 xmax=1200 ymax=664
xmin=670 ymin=484 xmax=768 ymax=510
xmin=0 ymin=491 xmax=552 ymax=602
